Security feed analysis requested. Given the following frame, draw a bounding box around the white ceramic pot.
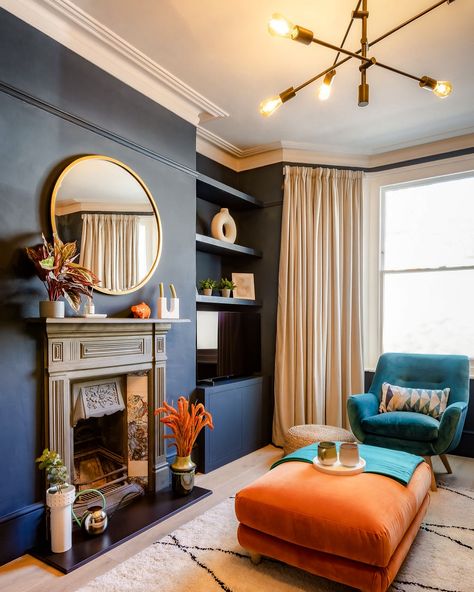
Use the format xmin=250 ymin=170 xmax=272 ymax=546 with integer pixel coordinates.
xmin=39 ymin=301 xmax=65 ymax=318
xmin=220 ymin=288 xmax=231 ymax=298
xmin=211 ymin=208 xmax=237 ymax=244
xmin=46 ymin=484 xmax=75 ymax=553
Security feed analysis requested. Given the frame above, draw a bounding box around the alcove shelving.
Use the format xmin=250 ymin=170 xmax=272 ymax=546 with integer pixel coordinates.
xmin=197 ymin=173 xmax=263 ymax=209
xmin=196 ymin=233 xmax=262 ymax=258
xmin=196 ymin=172 xmax=263 ymax=309
xmin=196 ymin=294 xmax=262 ymax=307
xmin=195 ymin=172 xmax=269 ymax=473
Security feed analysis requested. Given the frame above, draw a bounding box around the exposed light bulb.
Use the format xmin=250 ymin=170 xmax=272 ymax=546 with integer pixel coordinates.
xmin=318 ymin=70 xmax=336 ymax=101
xmin=259 ymin=95 xmax=283 ymax=117
xmin=267 ymin=13 xmax=294 ymax=38
xmin=433 ymin=80 xmax=452 ymax=98
xmin=420 ymin=76 xmax=453 ymax=98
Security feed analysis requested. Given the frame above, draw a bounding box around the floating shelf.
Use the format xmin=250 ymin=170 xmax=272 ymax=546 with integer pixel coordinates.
xmin=196 ymin=234 xmax=262 ymax=258
xmin=196 ymin=295 xmax=262 ymax=307
xmin=197 ymin=173 xmax=263 ymax=210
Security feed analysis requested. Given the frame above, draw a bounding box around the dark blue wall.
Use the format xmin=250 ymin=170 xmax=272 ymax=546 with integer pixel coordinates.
xmin=0 ymin=8 xmax=196 ymax=564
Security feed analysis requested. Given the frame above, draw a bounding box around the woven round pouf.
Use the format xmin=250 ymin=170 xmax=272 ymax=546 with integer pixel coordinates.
xmin=283 ymin=424 xmax=356 ymax=456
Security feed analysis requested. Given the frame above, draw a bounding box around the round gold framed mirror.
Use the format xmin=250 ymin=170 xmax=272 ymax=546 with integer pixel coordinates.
xmin=51 ymin=155 xmax=162 ymax=295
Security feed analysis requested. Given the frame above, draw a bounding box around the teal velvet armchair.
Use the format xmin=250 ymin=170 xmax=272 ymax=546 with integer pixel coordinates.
xmin=347 ymin=353 xmax=470 ymax=490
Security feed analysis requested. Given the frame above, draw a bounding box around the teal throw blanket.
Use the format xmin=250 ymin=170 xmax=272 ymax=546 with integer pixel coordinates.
xmin=271 ymin=442 xmax=424 ymax=485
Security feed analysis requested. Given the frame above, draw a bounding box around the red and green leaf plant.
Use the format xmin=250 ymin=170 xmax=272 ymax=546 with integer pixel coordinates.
xmin=155 ymin=396 xmax=214 ymax=457
xmin=26 ymin=233 xmax=99 ymax=312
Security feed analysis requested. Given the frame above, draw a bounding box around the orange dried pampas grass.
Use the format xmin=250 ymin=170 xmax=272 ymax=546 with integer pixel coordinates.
xmin=155 ymin=396 xmax=214 ymax=457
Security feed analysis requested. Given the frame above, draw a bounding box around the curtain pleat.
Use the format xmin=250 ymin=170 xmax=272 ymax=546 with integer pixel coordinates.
xmin=80 ymin=213 xmax=139 ymax=291
xmin=273 ymin=166 xmax=364 ymax=446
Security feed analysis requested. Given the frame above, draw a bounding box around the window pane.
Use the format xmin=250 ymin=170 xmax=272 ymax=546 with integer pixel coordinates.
xmin=383 ymin=175 xmax=474 ymax=270
xmin=383 ymin=270 xmax=474 ymax=357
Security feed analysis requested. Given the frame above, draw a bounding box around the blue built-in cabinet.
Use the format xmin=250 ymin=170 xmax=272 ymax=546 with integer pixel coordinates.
xmin=195 ymin=376 xmax=271 ymax=472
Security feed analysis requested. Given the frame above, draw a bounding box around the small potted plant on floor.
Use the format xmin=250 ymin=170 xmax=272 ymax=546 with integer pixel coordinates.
xmin=36 ymin=448 xmax=76 ymax=553
xmin=26 ymin=233 xmax=99 ymax=318
xmin=155 ymin=397 xmax=214 ymax=495
xmin=198 ymin=278 xmax=217 ymax=297
xmin=218 ymin=277 xmax=236 ymax=298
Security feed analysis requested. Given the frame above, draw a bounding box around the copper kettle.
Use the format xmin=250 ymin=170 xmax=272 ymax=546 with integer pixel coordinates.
xmin=72 ymin=489 xmax=108 ymax=536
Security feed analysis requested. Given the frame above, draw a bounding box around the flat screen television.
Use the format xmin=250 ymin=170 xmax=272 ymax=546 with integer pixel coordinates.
xmin=196 ymin=311 xmax=261 ymax=383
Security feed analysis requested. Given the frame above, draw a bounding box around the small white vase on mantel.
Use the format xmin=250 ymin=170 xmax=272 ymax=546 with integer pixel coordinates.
xmin=46 ymin=484 xmax=76 ymax=553
xmin=39 ymin=300 xmax=65 ymax=319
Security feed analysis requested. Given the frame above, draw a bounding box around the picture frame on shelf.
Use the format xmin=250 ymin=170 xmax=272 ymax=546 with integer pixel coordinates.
xmin=232 ymin=273 xmax=255 ymax=300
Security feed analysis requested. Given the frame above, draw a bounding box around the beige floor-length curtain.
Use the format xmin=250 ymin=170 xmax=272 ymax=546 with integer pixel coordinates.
xmin=80 ymin=213 xmax=140 ymax=291
xmin=273 ymin=166 xmax=364 ymax=446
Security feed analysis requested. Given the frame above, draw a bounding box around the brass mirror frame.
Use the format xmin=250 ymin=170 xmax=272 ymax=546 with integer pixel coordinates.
xmin=51 ymin=154 xmax=163 ymax=296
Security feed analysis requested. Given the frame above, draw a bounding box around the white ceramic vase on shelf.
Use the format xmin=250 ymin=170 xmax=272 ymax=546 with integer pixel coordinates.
xmin=39 ymin=301 xmax=65 ymax=318
xmin=211 ymin=208 xmax=237 ymax=244
xmin=46 ymin=484 xmax=75 ymax=553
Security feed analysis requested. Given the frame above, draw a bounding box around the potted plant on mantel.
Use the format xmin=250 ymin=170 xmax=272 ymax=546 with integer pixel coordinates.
xmin=26 ymin=233 xmax=99 ymax=318
xmin=155 ymin=396 xmax=214 ymax=495
xmin=36 ymin=448 xmax=76 ymax=553
xmin=198 ymin=278 xmax=217 ymax=297
xmin=218 ymin=277 xmax=237 ymax=298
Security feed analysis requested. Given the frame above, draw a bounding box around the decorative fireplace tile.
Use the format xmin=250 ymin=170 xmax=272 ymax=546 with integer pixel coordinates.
xmin=127 ymin=374 xmax=148 ymax=483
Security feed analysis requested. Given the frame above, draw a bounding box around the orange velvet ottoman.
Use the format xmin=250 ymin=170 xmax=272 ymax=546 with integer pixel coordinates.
xmin=235 ymin=460 xmax=431 ymax=592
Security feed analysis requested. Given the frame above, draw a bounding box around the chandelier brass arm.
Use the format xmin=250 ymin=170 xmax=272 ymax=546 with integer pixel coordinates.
xmin=261 ymin=0 xmax=455 ymax=116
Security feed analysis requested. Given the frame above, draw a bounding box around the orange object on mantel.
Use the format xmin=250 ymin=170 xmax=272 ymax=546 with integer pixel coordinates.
xmin=131 ymin=302 xmax=151 ymax=319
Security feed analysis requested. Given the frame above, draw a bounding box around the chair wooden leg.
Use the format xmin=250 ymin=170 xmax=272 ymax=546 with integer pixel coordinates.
xmin=249 ymin=552 xmax=262 ymax=565
xmin=439 ymin=454 xmax=453 ymax=474
xmin=424 ymin=456 xmax=437 ymax=491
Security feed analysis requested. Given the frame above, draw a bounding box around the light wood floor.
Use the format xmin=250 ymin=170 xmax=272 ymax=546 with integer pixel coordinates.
xmin=0 ymin=448 xmax=472 ymax=592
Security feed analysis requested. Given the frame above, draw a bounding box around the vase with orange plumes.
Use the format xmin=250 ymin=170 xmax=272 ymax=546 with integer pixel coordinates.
xmin=155 ymin=396 xmax=213 ymax=496
xmin=170 ymin=455 xmax=197 ymax=496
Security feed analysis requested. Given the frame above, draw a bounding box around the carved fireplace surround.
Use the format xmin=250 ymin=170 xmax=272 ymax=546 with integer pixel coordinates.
xmin=39 ymin=318 xmax=188 ymax=493
xmin=31 ymin=317 xmax=212 ymax=573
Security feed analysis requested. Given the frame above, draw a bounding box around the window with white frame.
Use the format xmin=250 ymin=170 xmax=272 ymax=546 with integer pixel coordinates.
xmin=380 ymin=172 xmax=474 ymax=359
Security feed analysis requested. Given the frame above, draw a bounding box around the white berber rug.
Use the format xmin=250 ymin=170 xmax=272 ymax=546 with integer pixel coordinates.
xmin=76 ymin=482 xmax=473 ymax=592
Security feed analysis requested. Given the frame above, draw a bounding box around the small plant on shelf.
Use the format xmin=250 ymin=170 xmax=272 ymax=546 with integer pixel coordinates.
xmin=198 ymin=278 xmax=217 ymax=296
xmin=218 ymin=277 xmax=237 ymax=298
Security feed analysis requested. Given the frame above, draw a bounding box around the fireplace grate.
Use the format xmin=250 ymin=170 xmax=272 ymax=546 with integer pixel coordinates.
xmin=73 ymin=447 xmax=144 ymax=517
xmin=74 ymin=447 xmax=127 ymax=490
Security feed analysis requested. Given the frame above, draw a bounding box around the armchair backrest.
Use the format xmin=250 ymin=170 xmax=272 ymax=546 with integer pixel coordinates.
xmin=370 ymin=353 xmax=470 ymax=406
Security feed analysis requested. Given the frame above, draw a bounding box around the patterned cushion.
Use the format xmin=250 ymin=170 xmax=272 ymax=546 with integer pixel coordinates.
xmin=379 ymin=382 xmax=450 ymax=419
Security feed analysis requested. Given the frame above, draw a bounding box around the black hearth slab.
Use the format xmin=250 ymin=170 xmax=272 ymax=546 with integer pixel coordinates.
xmin=30 ymin=486 xmax=212 ymax=573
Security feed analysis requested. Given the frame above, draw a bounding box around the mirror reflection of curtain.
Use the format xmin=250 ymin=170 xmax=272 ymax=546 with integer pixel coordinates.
xmin=80 ymin=213 xmax=140 ymax=291
xmin=138 ymin=216 xmax=158 ymax=281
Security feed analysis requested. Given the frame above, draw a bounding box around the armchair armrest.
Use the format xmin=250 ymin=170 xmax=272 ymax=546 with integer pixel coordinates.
xmin=347 ymin=393 xmax=379 ymax=442
xmin=434 ymin=401 xmax=468 ymax=454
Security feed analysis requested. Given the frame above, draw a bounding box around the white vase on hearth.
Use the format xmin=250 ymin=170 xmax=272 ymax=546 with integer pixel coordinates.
xmin=46 ymin=484 xmax=75 ymax=553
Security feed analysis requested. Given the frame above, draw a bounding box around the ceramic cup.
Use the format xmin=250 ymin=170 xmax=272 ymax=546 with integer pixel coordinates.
xmin=317 ymin=441 xmax=337 ymax=466
xmin=339 ymin=442 xmax=360 ymax=467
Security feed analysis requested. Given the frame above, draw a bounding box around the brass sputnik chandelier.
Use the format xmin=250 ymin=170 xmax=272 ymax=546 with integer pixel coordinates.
xmin=260 ymin=0 xmax=455 ymax=116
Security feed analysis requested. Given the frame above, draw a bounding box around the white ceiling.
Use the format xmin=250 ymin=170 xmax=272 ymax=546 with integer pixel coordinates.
xmin=30 ymin=1 xmax=474 ymax=157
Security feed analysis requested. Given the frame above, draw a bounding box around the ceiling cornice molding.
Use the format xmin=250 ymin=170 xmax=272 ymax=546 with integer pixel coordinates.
xmin=0 ymin=0 xmax=228 ymax=126
xmin=197 ymin=128 xmax=474 ymax=172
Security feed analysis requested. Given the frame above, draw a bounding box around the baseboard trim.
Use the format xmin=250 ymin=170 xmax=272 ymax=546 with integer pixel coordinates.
xmin=0 ymin=502 xmax=45 ymax=566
